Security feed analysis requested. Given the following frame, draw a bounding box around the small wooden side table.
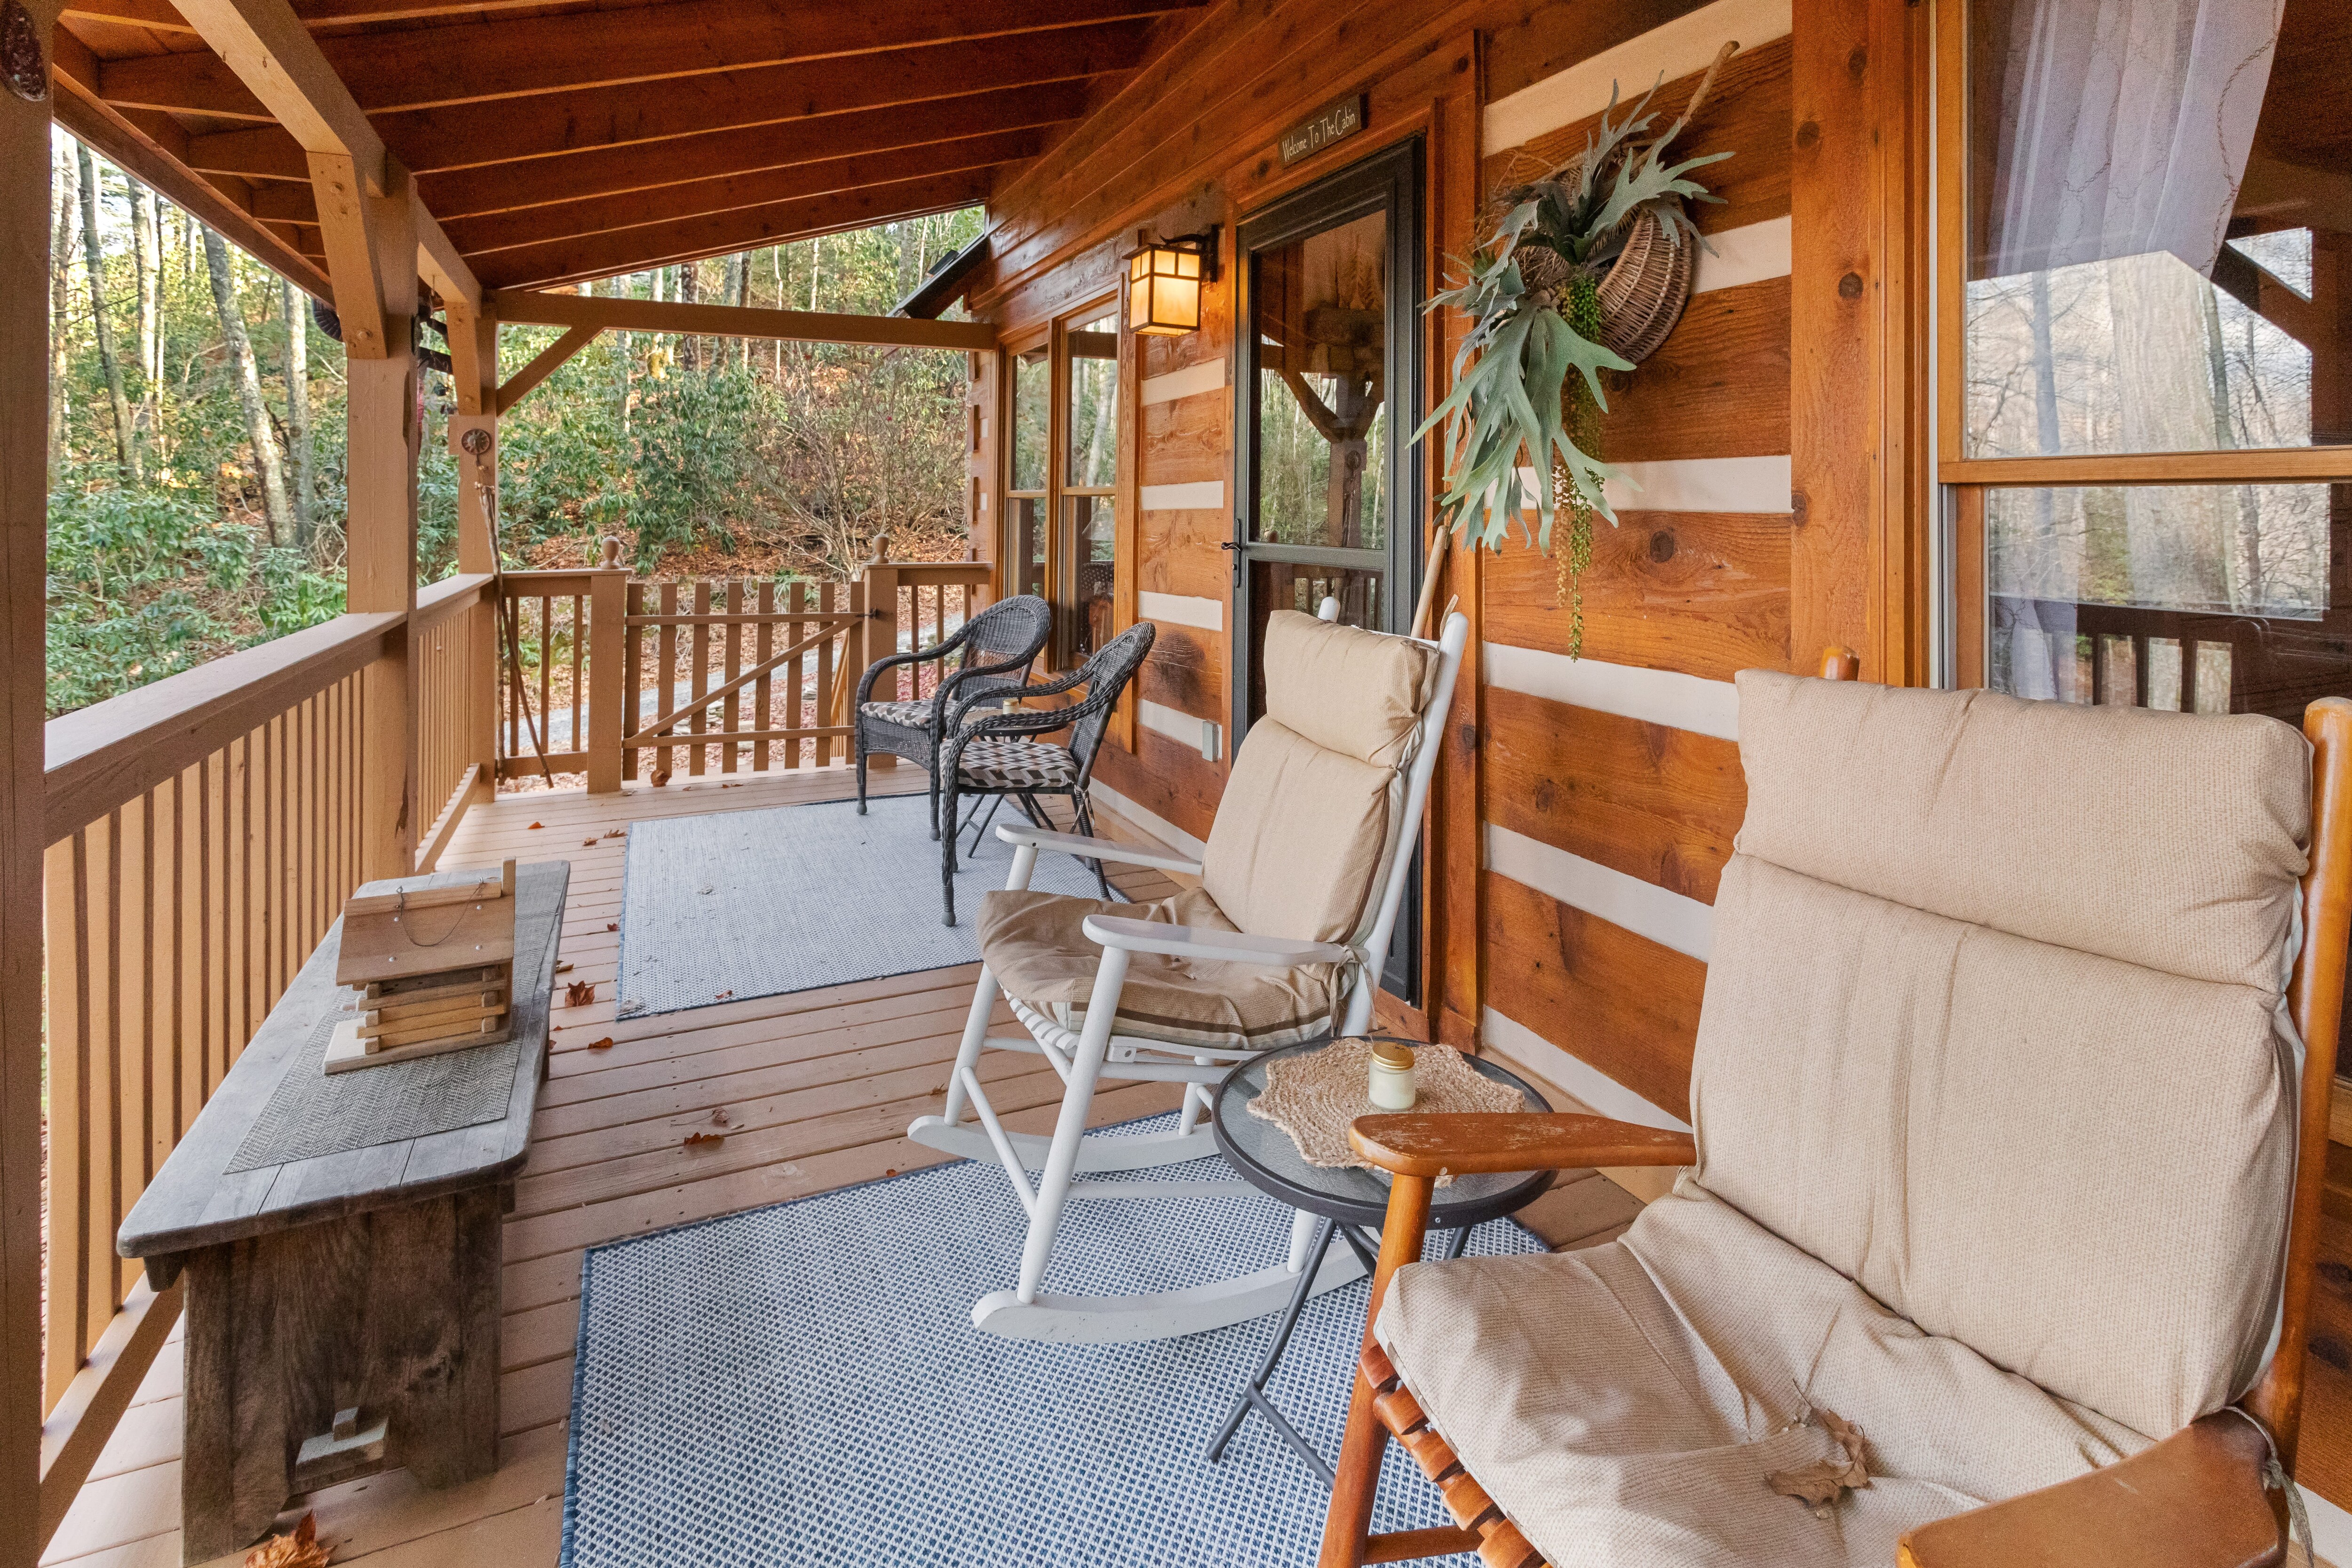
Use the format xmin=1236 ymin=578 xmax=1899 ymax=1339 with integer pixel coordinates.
xmin=117 ymin=861 xmax=568 ymax=1563
xmin=1205 ymin=1039 xmax=1554 ymax=1487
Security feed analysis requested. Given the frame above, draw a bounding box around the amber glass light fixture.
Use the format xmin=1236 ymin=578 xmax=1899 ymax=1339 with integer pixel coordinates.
xmin=1125 ymin=227 xmax=1220 ymax=336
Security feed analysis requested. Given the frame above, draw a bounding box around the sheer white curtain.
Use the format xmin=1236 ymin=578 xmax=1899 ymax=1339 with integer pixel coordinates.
xmin=1985 ymin=0 xmax=2284 ymax=278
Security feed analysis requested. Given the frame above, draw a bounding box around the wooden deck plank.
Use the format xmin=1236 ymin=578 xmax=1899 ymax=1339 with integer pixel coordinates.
xmin=43 ymin=770 xmax=1203 ymax=1565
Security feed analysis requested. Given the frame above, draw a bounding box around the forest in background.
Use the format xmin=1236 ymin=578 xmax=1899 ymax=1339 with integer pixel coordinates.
xmin=44 ymin=128 xmax=982 ymax=719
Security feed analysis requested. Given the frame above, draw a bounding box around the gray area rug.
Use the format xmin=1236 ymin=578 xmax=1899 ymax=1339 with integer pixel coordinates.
xmin=560 ymin=1113 xmax=1539 ymax=1567
xmin=227 ymin=1010 xmax=522 ymax=1173
xmin=615 ymin=793 xmax=1108 ymax=1018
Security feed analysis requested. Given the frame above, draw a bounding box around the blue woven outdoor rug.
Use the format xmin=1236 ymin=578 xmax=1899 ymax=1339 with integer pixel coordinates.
xmin=614 ymin=792 xmax=1104 ymax=1019
xmin=560 ymin=1115 xmax=1547 ymax=1567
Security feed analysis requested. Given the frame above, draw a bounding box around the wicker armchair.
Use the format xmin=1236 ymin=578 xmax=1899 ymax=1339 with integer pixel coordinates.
xmin=854 ymin=593 xmax=1051 ymax=840
xmin=934 ymin=620 xmax=1155 ymax=926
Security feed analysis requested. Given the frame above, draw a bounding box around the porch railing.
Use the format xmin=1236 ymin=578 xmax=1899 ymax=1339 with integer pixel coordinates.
xmin=495 ymin=561 xmax=993 ymax=788
xmin=32 ymin=571 xmax=496 ymax=1549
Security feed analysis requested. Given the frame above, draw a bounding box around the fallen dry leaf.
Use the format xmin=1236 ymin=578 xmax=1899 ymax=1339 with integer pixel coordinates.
xmin=605 ymin=922 xmax=618 ymax=932
xmin=603 ymin=828 xmax=625 ymax=839
xmin=713 ymin=988 xmax=735 ymax=1000
xmin=245 ymin=1512 xmax=330 ymax=1568
xmin=684 ymin=1131 xmax=724 ymax=1149
xmin=884 ymin=1168 xmax=898 ymax=1177
xmin=583 ymin=838 xmax=596 ymax=848
xmin=554 ymin=962 xmax=573 ymax=975
xmin=709 ymin=1108 xmax=731 ymax=1126
xmin=652 ymin=770 xmax=672 ymax=787
xmin=564 ymin=980 xmax=596 ymax=1007
xmin=528 ymin=821 xmax=543 ymax=829
xmin=586 ymin=1036 xmax=614 ymax=1051
xmin=1767 ymin=1405 xmax=1869 ymax=1519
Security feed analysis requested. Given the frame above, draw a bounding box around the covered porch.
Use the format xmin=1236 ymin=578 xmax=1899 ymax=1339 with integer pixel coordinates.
xmin=6 ymin=0 xmax=2352 ymax=1565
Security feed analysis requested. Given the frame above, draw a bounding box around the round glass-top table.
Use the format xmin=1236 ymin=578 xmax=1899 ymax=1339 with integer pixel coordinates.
xmin=1203 ymin=1037 xmax=1555 ymax=1486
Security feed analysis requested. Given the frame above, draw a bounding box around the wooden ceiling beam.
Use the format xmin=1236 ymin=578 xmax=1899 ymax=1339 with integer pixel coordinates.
xmin=475 ymin=168 xmax=999 ymax=291
xmin=48 ymin=27 xmax=334 ymax=296
xmin=448 ymin=128 xmax=1042 ymax=259
xmin=172 ymin=0 xmax=389 ymax=189
xmin=415 ymin=79 xmax=1090 ymax=223
xmin=98 ymin=0 xmax=1197 ymax=118
xmin=63 ymin=0 xmax=197 ymax=33
xmin=183 ymin=122 xmax=309 ymax=181
xmin=487 ymin=289 xmax=998 ymax=352
xmin=361 ymin=18 xmax=1157 ymax=176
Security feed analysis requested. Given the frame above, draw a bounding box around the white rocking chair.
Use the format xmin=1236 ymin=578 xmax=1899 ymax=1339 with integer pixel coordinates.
xmin=907 ymin=605 xmax=1470 ymax=1342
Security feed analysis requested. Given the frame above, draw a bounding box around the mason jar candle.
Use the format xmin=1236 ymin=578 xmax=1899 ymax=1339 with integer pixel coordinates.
xmin=1367 ymin=1039 xmax=1418 ymax=1110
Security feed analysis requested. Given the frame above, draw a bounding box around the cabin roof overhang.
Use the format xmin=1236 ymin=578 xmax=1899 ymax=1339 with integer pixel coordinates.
xmin=51 ymin=0 xmax=1212 ymax=300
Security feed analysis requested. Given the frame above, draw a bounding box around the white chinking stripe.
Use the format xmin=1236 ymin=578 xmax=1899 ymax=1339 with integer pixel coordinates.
xmin=1484 ymin=0 xmax=1794 ymax=152
xmin=1140 ymin=698 xmax=1210 ymax=746
xmin=1088 ymin=779 xmax=1210 ymax=863
xmin=1140 ymin=480 xmax=1224 ymax=511
xmin=1484 ymin=642 xmax=1740 ymax=741
xmin=1138 ymin=591 xmax=1223 ymax=632
xmin=1692 ymin=215 xmax=1792 ymax=294
xmin=1486 ymin=822 xmax=1715 ymax=963
xmin=1140 ymin=361 xmax=1228 ymax=406
xmin=1482 ymin=1006 xmax=1694 ymax=1133
xmin=1511 ymin=455 xmax=1791 ymax=517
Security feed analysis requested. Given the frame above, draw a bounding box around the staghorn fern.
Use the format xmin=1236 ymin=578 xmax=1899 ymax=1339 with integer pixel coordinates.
xmin=1413 ymin=71 xmax=1732 ymax=653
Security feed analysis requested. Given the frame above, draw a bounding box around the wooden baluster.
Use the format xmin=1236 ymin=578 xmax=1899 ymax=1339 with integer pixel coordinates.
xmin=588 ymin=572 xmax=625 ymax=794
xmin=813 ymin=582 xmax=834 ymax=769
xmin=755 ymin=580 xmax=775 ymax=773
xmin=43 ymin=835 xmax=86 ymax=1408
xmin=723 ymin=579 xmax=744 ymax=775
xmin=658 ymin=581 xmax=679 ymax=782
xmin=536 ymin=597 xmax=553 ymax=767
xmin=624 ymin=581 xmax=644 ymax=784
xmin=87 ymin=809 xmax=120 ymax=1360
xmin=690 ymin=581 xmax=713 ymax=777
xmin=785 ymin=581 xmax=806 ymax=771
xmin=570 ymin=593 xmax=585 ymax=767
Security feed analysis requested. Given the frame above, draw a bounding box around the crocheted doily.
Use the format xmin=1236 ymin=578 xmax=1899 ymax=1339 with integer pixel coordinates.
xmin=1244 ymin=1037 xmax=1523 ymax=1175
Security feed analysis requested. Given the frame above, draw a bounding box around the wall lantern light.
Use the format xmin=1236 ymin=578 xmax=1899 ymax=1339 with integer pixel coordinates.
xmin=1126 ymin=226 xmax=1221 ymax=336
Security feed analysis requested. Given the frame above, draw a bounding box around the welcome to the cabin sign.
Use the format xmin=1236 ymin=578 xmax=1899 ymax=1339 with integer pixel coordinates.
xmin=1279 ymin=93 xmax=1367 ymax=166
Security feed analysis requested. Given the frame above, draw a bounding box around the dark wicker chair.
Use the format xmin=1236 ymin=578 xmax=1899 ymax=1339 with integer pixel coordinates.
xmin=935 ymin=620 xmax=1157 ymax=926
xmin=854 ymin=593 xmax=1053 ymax=840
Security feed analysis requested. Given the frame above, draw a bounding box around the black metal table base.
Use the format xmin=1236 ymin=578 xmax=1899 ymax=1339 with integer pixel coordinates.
xmin=1205 ymin=1213 xmax=1474 ymax=1487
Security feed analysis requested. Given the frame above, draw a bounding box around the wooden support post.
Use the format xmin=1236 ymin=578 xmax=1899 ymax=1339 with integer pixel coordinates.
xmin=445 ymin=302 xmax=499 ymax=793
xmin=3 ymin=14 xmax=64 ymax=1560
xmin=587 ymin=569 xmax=625 ymax=794
xmin=342 ymin=166 xmax=421 ymax=882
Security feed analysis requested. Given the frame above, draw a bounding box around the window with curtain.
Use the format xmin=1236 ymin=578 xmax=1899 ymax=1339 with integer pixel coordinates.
xmin=1947 ymin=0 xmax=2352 ymax=722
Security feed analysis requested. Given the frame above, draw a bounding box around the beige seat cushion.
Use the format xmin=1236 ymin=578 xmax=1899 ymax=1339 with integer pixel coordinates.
xmin=976 ymin=886 xmax=1337 ymax=1052
xmin=1704 ymin=675 xmax=2307 ymax=1439
xmin=1377 ymin=1184 xmax=2147 ymax=1568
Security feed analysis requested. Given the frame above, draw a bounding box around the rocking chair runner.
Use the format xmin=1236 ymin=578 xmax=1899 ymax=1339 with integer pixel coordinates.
xmin=907 ymin=606 xmax=1470 ymax=1342
xmin=854 ymin=592 xmax=1052 ymax=841
xmin=1319 ymin=667 xmax=2352 ymax=1568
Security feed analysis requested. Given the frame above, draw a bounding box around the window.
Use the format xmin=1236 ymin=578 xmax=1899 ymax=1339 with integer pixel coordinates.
xmin=1001 ymin=306 xmax=1121 ymax=667
xmin=1943 ymin=0 xmax=2352 ymax=722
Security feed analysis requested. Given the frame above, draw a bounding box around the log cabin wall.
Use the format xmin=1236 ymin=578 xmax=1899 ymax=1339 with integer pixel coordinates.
xmin=970 ymin=0 xmax=1892 ymax=1125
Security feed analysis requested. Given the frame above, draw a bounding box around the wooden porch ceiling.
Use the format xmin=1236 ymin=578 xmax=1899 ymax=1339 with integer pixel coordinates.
xmin=51 ymin=0 xmax=1210 ymax=295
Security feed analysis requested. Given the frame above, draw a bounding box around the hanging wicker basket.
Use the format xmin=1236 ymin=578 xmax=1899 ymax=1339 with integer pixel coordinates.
xmin=1592 ymin=205 xmax=1695 ymax=364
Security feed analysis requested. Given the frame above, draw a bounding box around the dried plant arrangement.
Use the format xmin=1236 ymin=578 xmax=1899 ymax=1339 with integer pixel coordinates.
xmin=1415 ymin=46 xmax=1737 ymax=656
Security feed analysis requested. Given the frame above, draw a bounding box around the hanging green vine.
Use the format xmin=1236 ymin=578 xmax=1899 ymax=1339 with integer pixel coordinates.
xmin=1412 ymin=74 xmax=1731 ymax=657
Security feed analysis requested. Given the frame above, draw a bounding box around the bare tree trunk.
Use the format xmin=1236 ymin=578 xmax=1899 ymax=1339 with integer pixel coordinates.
xmin=282 ymin=278 xmax=313 ymax=546
xmin=50 ymin=143 xmax=76 ymax=474
xmin=205 ymin=228 xmax=294 ymax=545
xmin=807 ymin=234 xmax=820 ymax=310
xmin=78 ymin=143 xmax=141 ymax=483
xmin=676 ymin=259 xmax=699 ymax=372
xmin=727 ymin=252 xmax=748 ymax=370
xmin=129 ymin=174 xmax=159 ymax=452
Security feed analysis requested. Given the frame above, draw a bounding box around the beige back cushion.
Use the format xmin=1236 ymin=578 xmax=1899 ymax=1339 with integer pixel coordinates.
xmin=1693 ymin=674 xmax=2309 ymax=1439
xmin=1199 ymin=613 xmax=1436 ymax=943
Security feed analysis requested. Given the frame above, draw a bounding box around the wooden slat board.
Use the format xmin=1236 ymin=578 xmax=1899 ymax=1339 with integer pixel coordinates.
xmin=115 ymin=862 xmax=569 ymax=1266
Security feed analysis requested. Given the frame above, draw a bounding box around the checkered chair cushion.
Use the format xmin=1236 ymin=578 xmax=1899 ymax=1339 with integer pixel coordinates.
xmin=859 ymin=699 xmax=938 ymax=730
xmin=955 ymin=737 xmax=1080 ymax=791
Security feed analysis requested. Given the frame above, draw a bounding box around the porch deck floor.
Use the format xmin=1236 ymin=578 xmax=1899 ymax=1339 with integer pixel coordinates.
xmin=40 ymin=764 xmax=1205 ymax=1568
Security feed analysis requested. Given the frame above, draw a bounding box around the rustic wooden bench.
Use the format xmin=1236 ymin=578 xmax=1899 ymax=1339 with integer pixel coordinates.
xmin=118 ymin=860 xmax=570 ymax=1563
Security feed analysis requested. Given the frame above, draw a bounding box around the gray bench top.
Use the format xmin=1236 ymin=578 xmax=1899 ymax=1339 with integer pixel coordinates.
xmin=119 ymin=860 xmax=570 ymax=1277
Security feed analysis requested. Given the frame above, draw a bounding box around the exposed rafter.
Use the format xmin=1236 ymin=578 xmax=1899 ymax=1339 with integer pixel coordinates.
xmin=446 ymin=128 xmax=1041 ymax=260
xmin=478 ymin=169 xmax=1002 ymax=291
xmin=99 ymin=0 xmax=1201 ymax=117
